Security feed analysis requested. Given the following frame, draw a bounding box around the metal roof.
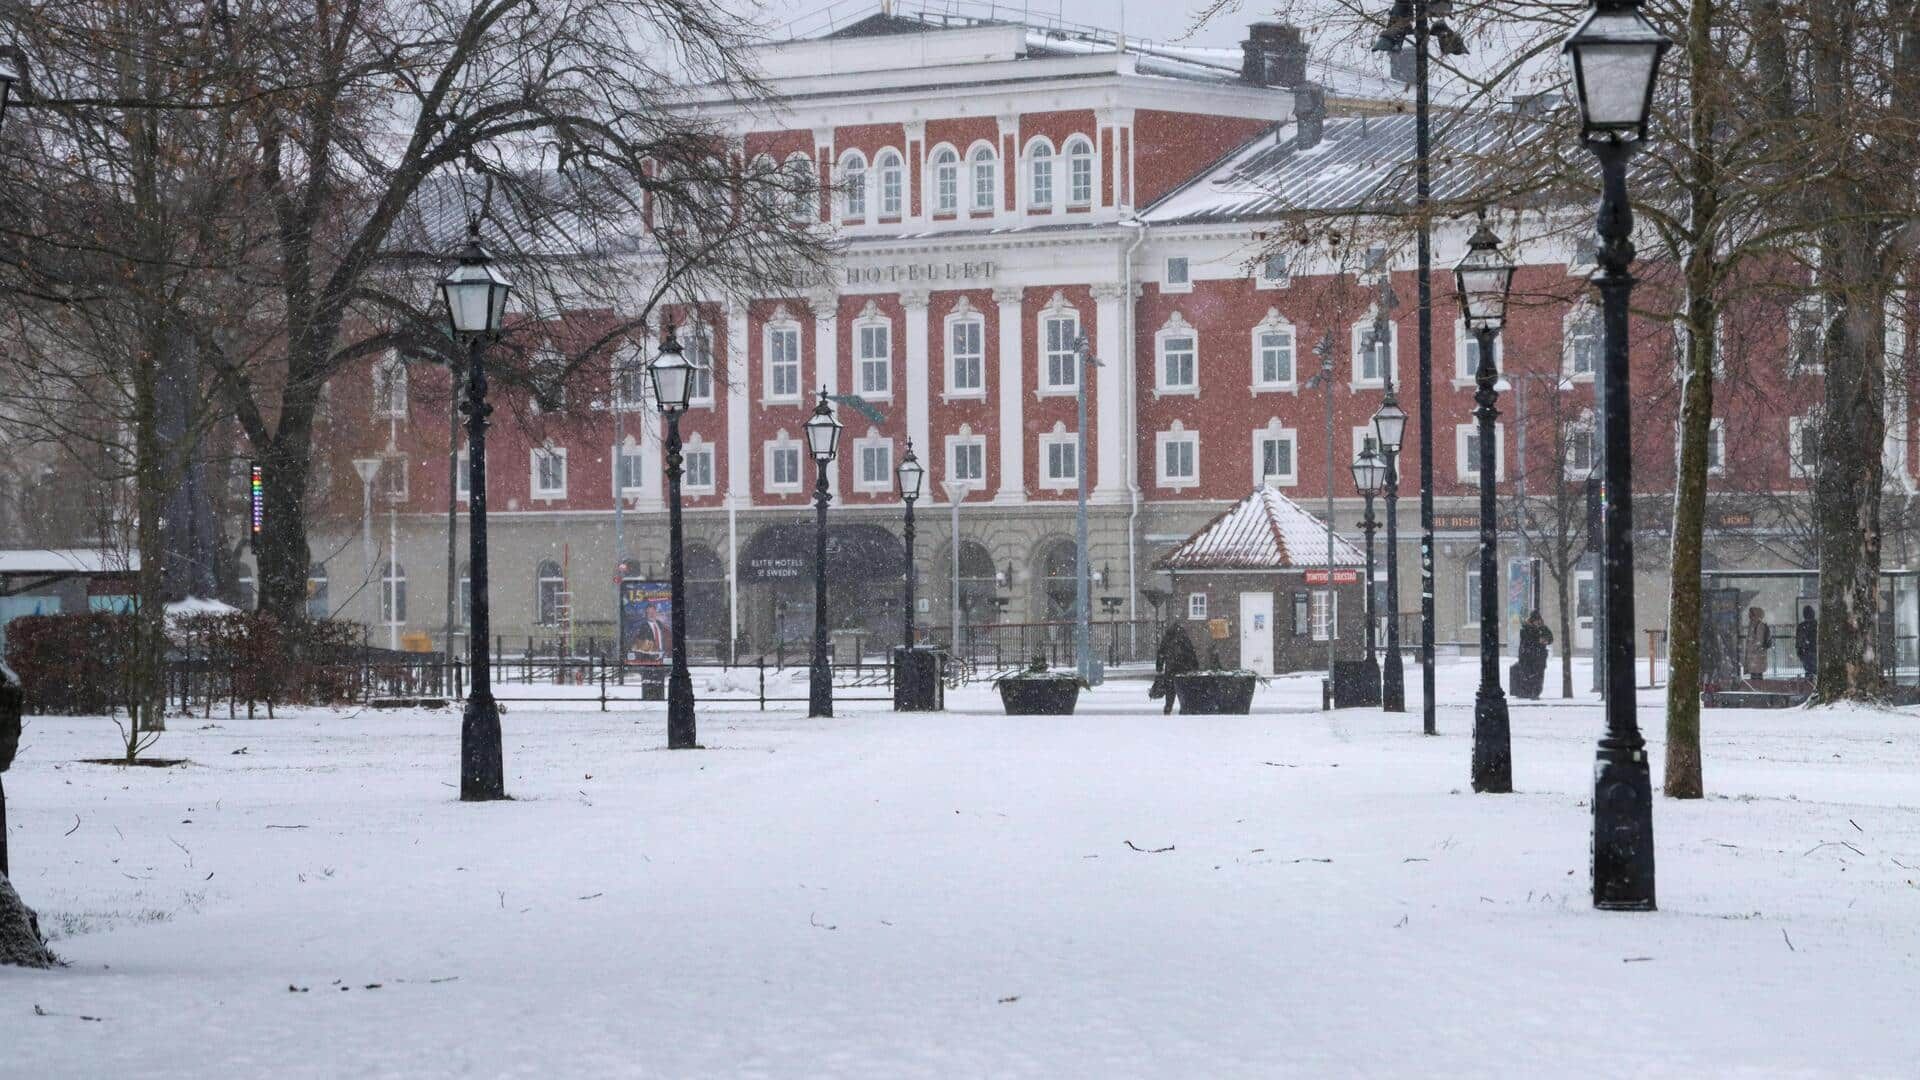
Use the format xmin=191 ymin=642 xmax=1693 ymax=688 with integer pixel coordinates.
xmin=1156 ymin=487 xmax=1363 ymax=572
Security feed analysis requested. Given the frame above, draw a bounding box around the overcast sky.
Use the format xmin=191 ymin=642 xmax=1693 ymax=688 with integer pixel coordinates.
xmin=753 ymin=0 xmax=1261 ymax=48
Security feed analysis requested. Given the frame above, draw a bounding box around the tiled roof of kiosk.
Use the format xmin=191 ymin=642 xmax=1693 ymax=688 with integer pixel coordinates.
xmin=1157 ymin=486 xmax=1363 ymax=572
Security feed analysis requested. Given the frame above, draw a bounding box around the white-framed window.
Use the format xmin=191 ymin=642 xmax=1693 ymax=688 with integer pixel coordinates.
xmin=379 ymin=455 xmax=408 ymax=501
xmin=1564 ymin=307 xmax=1601 ymax=380
xmin=1251 ymin=309 xmax=1297 ymax=390
xmin=947 ymin=431 xmax=986 ymax=487
xmin=457 ymin=565 xmax=471 ymax=626
xmin=535 ymin=559 xmax=566 ymax=626
xmin=1455 ymin=423 xmax=1506 ymax=481
xmin=684 ymin=324 xmax=715 ymax=406
xmin=381 ymin=561 xmax=407 ymax=625
xmin=838 ymin=150 xmax=868 ymax=222
xmin=1789 ymin=414 xmax=1820 ymax=478
xmin=682 ymin=439 xmax=715 ymax=493
xmin=1039 ymin=302 xmax=1082 ymax=392
xmin=1707 ymin=418 xmax=1726 ymax=476
xmin=1039 ymin=427 xmax=1079 ymax=489
xmin=531 ymin=445 xmax=568 ymax=499
xmin=969 ymin=142 xmax=998 ymax=214
xmin=946 ymin=306 xmax=986 ymax=396
xmin=1352 ymin=320 xmax=1397 ymax=387
xmin=1026 ymin=138 xmax=1054 ymax=209
xmin=455 ymin=450 xmax=471 ymax=501
xmin=853 ymin=434 xmax=894 ymax=492
xmin=1565 ymin=419 xmax=1599 ymax=479
xmin=931 ymin=145 xmax=960 ymax=215
xmin=1253 ymin=423 xmax=1298 ymax=487
xmin=1310 ymin=590 xmax=1338 ymax=641
xmin=1164 ymin=256 xmax=1192 ymax=293
xmin=1188 ymin=592 xmax=1209 ymax=620
xmin=307 ymin=563 xmax=329 ymax=620
xmin=1156 ymin=313 xmax=1199 ymax=394
xmin=765 ymin=433 xmax=803 ymax=494
xmin=1156 ymin=425 xmax=1199 ymax=489
xmin=372 ymin=354 xmax=407 ymax=418
xmin=614 ymin=441 xmax=644 ymax=498
xmin=1064 ymin=136 xmax=1095 ymax=207
xmin=612 ymin=344 xmax=647 ymax=411
xmin=1454 ymin=318 xmax=1504 ymax=383
xmin=1466 ymin=567 xmax=1483 ymax=626
xmin=1256 ymin=252 xmax=1291 ymax=289
xmin=1788 ymin=296 xmax=1825 ymax=375
xmin=784 ymin=152 xmax=816 ymax=224
xmin=856 ymin=313 xmax=893 ymax=398
xmin=875 ymin=149 xmax=904 ymax=218
xmin=764 ymin=317 xmax=802 ymax=402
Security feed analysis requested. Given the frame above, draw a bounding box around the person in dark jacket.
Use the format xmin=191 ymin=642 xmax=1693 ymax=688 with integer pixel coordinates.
xmin=1795 ymin=605 xmax=1817 ymax=680
xmin=1150 ymin=622 xmax=1200 ymax=714
xmin=1513 ymin=610 xmax=1553 ymax=699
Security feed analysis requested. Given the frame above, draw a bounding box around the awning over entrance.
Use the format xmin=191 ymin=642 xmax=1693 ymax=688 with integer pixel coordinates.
xmin=739 ymin=522 xmax=903 ymax=586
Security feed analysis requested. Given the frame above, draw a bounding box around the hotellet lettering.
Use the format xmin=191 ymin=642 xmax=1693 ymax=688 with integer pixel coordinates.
xmin=843 ymin=260 xmax=997 ymax=287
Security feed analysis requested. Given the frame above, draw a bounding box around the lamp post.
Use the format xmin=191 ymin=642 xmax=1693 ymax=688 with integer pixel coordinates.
xmin=1456 ymin=213 xmax=1516 ymax=794
xmin=352 ymin=457 xmax=381 ymax=631
xmin=805 ymin=389 xmax=843 ymax=718
xmin=649 ymin=324 xmax=697 ymax=750
xmin=898 ymin=440 xmax=924 ymax=647
xmin=1374 ymin=0 xmax=1467 ymax=740
xmin=1373 ymin=390 xmax=1409 ymax=712
xmin=1071 ymin=335 xmax=1101 ymax=686
xmin=438 ymin=224 xmax=512 ymax=802
xmin=1565 ymin=0 xmax=1668 ymax=910
xmin=1352 ymin=446 xmax=1386 ymax=704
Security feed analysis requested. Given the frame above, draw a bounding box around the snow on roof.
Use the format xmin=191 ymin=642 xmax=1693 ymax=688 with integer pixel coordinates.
xmin=0 ymin=549 xmax=138 ymax=576
xmin=165 ymin=597 xmax=239 ymax=617
xmin=1157 ymin=486 xmax=1363 ymax=572
xmin=1144 ymin=111 xmax=1548 ymax=225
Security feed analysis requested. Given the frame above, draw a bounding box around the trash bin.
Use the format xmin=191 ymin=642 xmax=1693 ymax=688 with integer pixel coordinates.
xmin=893 ymin=646 xmax=944 ymax=712
xmin=1331 ymin=658 xmax=1381 ymax=709
xmin=640 ymin=669 xmax=666 ymax=701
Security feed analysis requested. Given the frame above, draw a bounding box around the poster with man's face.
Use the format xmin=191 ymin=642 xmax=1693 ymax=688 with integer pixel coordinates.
xmin=620 ymin=580 xmax=673 ymax=665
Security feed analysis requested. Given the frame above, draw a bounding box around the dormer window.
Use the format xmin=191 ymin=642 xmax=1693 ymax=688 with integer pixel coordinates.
xmin=876 ymin=149 xmax=904 ymax=219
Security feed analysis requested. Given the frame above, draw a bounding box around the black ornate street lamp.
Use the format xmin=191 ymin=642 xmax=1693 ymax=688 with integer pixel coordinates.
xmin=1373 ymin=390 xmax=1409 ymax=713
xmin=805 ymin=389 xmax=843 ymax=718
xmin=897 ymin=439 xmax=924 ymax=646
xmin=1456 ymin=213 xmax=1516 ymax=794
xmin=1351 ymin=445 xmax=1386 ymax=705
xmin=438 ymin=224 xmax=512 ymax=801
xmin=649 ymin=323 xmax=697 ymax=750
xmin=1566 ymin=0 xmax=1669 ymax=910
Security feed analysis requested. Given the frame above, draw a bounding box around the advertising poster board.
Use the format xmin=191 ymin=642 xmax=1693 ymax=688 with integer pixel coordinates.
xmin=619 ymin=580 xmax=673 ymax=666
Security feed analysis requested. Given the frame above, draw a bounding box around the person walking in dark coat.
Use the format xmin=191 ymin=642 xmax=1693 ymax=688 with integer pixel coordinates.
xmin=1513 ymin=610 xmax=1552 ymax=699
xmin=1150 ymin=622 xmax=1200 ymax=714
xmin=1795 ymin=605 xmax=1817 ymax=680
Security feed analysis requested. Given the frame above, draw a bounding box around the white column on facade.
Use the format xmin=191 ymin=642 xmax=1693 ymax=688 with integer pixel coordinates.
xmin=993 ymin=284 xmax=1025 ymax=504
xmin=809 ymin=290 xmax=840 ymax=495
xmin=1092 ymin=282 xmax=1127 ymax=500
xmin=725 ymin=298 xmax=751 ymax=503
xmin=902 ymin=289 xmax=933 ymax=494
xmin=639 ymin=400 xmax=667 ymax=513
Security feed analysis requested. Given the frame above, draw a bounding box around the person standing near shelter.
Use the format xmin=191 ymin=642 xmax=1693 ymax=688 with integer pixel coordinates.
xmin=1744 ymin=606 xmax=1773 ymax=683
xmin=1150 ymin=621 xmax=1200 ymax=715
xmin=1795 ymin=605 xmax=1817 ymax=680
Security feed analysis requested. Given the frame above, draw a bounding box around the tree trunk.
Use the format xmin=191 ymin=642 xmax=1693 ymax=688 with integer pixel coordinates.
xmin=1663 ymin=0 xmax=1718 ymax=799
xmin=1556 ymin=572 xmax=1573 ymax=699
xmin=253 ymin=399 xmax=319 ymax=624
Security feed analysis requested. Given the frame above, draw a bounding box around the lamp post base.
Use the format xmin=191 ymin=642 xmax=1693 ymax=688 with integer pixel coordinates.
xmin=1470 ymin=685 xmax=1511 ymax=793
xmin=1592 ymin=740 xmax=1656 ymax=910
xmin=460 ymin=690 xmax=505 ymax=801
xmin=667 ymin=670 xmax=697 ymax=749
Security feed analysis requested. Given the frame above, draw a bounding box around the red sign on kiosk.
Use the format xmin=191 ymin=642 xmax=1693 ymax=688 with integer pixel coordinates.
xmin=1303 ymin=569 xmax=1360 ymax=586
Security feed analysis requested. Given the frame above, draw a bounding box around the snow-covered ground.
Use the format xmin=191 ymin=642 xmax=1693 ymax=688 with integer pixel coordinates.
xmin=4 ymin=659 xmax=1919 ymax=1077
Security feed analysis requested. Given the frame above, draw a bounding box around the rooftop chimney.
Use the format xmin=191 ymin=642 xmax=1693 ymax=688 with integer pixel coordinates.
xmin=1293 ymin=83 xmax=1327 ymax=150
xmin=1242 ymin=23 xmax=1309 ymax=88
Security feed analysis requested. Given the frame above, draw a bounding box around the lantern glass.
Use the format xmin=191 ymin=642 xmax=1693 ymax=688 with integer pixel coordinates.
xmin=648 ymin=331 xmax=692 ymax=412
xmin=1352 ymin=447 xmax=1386 ymax=495
xmin=896 ymin=442 xmax=925 ymax=500
xmin=1563 ymin=3 xmax=1671 ymax=138
xmin=1373 ymin=398 xmax=1409 ymax=454
xmin=804 ymin=390 xmax=842 ymax=462
xmin=1454 ymin=222 xmax=1515 ymax=331
xmin=437 ymin=235 xmax=513 ymax=337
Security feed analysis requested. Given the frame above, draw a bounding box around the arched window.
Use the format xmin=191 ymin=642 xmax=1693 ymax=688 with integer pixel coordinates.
xmin=1026 ymin=139 xmax=1055 ymax=210
xmin=536 ymin=559 xmax=565 ymax=626
xmin=783 ymin=152 xmax=815 ymax=224
xmin=969 ymin=143 xmax=998 ymax=214
xmin=875 ymin=149 xmax=904 ymax=218
xmin=930 ymin=146 xmax=960 ymax=215
xmin=1064 ymin=137 xmax=1095 ymax=207
xmin=372 ymin=354 xmax=407 ymax=418
xmin=838 ymin=150 xmax=868 ymax=222
xmin=381 ymin=561 xmax=406 ymax=625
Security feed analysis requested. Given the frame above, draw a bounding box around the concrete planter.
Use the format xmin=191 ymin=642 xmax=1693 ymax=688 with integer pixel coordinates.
xmin=996 ymin=676 xmax=1082 ymax=716
xmin=1172 ymin=672 xmax=1257 ymax=714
